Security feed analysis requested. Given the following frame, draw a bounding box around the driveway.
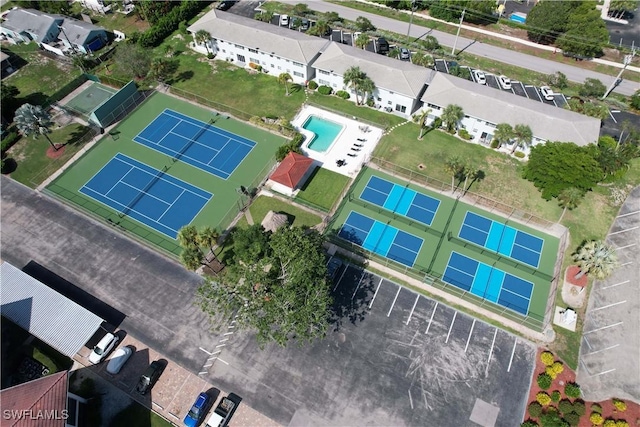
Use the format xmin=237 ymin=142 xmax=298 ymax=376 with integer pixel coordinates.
xmin=294 ymin=0 xmax=638 ymax=96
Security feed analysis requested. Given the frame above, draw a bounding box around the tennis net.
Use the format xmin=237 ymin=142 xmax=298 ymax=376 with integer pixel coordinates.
xmin=118 ymin=164 xmax=170 ymax=219
xmin=172 ymin=117 xmax=215 ymax=163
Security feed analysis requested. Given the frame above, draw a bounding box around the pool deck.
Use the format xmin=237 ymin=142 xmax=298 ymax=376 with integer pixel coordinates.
xmin=292 ymin=105 xmax=383 ymax=178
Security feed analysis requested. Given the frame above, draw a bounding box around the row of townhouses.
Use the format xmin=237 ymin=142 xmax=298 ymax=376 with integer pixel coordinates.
xmin=188 ymin=9 xmax=600 ymax=149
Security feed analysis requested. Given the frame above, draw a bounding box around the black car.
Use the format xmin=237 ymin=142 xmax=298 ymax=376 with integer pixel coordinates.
xmin=136 ymin=360 xmax=166 ymax=395
xmin=376 ymin=37 xmax=389 ymax=55
xmin=216 ymin=1 xmax=234 ymax=11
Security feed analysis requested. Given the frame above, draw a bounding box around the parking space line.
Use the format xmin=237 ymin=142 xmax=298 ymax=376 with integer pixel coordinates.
xmin=615 ymin=243 xmax=637 ymax=250
xmin=198 ymin=371 xmax=208 ymax=375
xmin=351 ymin=271 xmax=366 ymax=300
xmin=152 ymin=402 xmax=164 ymax=410
xmin=464 ymin=319 xmax=476 ymax=353
xmin=212 ymin=350 xmax=221 ymax=355
xmin=425 ymin=302 xmax=438 ymax=335
xmin=333 ymin=263 xmax=349 ymax=292
xmin=216 ymin=357 xmax=229 ymax=365
xmin=167 ymin=375 xmax=190 ymax=410
xmin=609 ymin=226 xmax=639 ymax=235
xmin=408 ymin=389 xmax=414 ymax=410
xmin=445 ymin=311 xmax=457 ymax=343
xmin=584 ymin=344 xmax=620 ymax=356
xmin=618 ymin=210 xmax=640 ymax=218
xmin=215 ymin=343 xmax=226 ymax=348
xmin=507 ymin=337 xmax=517 ymax=372
xmin=199 ymin=347 xmax=212 ymax=355
xmin=601 ymin=280 xmax=630 ymax=290
xmin=592 ymin=368 xmax=616 ymax=377
xmin=387 ymin=286 xmax=401 ymax=317
xmin=593 ymin=300 xmax=627 ymax=311
xmin=223 ymin=332 xmax=234 ymax=335
xmin=485 ymin=328 xmax=498 ymax=376
xmin=203 ymin=363 xmax=212 ymax=368
xmin=369 ymin=277 xmax=383 ymax=309
xmin=406 ymin=294 xmax=420 ymax=325
xmin=620 ymin=262 xmax=633 ymax=267
xmin=584 ymin=322 xmax=623 ymax=334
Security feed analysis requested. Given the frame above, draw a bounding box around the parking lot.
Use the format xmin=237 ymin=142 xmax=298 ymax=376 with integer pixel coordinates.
xmin=201 ymin=263 xmax=536 ymax=427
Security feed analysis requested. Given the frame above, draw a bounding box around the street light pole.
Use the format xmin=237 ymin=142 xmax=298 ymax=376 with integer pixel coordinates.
xmin=602 ymin=49 xmax=635 ymax=99
xmin=406 ymin=0 xmax=416 ymax=45
xmin=451 ymin=8 xmax=466 ymax=56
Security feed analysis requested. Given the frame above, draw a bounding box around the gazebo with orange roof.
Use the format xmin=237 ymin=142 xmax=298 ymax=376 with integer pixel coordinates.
xmin=267 ymin=152 xmax=315 ymax=196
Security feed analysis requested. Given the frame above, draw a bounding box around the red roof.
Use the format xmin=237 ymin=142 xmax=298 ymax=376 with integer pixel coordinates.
xmin=270 ymin=152 xmax=314 ymax=189
xmin=0 ymin=371 xmax=68 ymax=427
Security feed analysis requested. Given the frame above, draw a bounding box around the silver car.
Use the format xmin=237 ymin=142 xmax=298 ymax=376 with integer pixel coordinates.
xmin=106 ymin=346 xmax=133 ymax=374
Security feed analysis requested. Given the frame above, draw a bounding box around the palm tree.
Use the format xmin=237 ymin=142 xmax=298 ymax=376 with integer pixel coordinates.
xmin=557 ymin=187 xmax=584 ymax=222
xmin=572 ymin=240 xmax=617 ymax=280
xmin=441 ymin=104 xmax=464 ymax=133
xmin=416 ymin=109 xmax=431 ymax=140
xmin=149 ymin=57 xmax=174 ymax=82
xmin=197 ymin=226 xmax=220 ymax=263
xmin=444 ymin=156 xmax=463 ymax=193
xmin=313 ymin=20 xmax=330 ymax=37
xmin=410 ymin=52 xmax=431 ymax=67
xmin=278 ymin=73 xmax=293 ymax=96
xmin=14 ymin=104 xmax=57 ymax=151
xmin=343 ymin=66 xmax=365 ymax=105
xmin=511 ymin=124 xmax=533 ymax=154
xmin=493 ymin=123 xmax=513 ymax=148
xmin=355 ymin=33 xmax=369 ymax=50
xmin=195 ymin=29 xmax=212 ymax=55
xmin=462 ymin=160 xmax=476 ymax=191
xmin=359 ymin=76 xmax=376 ymax=105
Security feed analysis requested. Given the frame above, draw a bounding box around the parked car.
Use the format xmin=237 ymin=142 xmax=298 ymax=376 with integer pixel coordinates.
xmin=216 ymin=1 xmax=233 ymax=11
xmin=539 ymin=86 xmax=554 ymax=101
xmin=497 ymin=75 xmax=512 ymax=90
xmin=106 ymin=346 xmax=133 ymax=374
xmin=399 ymin=47 xmax=410 ymax=60
xmin=136 ymin=360 xmax=166 ymax=395
xmin=205 ymin=393 xmax=242 ymax=427
xmin=472 ymin=70 xmax=486 ymax=85
xmin=88 ymin=332 xmax=119 ymax=364
xmin=184 ymin=392 xmax=213 ymax=427
xmin=279 ymin=14 xmax=289 ymax=27
xmin=300 ymin=18 xmax=310 ymax=31
xmin=377 ymin=37 xmax=389 ymax=55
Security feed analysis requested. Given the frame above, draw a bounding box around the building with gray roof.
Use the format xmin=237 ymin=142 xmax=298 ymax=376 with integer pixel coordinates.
xmin=0 ymin=8 xmax=63 ymax=44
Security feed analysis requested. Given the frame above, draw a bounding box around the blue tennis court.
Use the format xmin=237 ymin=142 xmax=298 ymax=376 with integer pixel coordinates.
xmin=458 ymin=211 xmax=544 ymax=268
xmin=338 ymin=211 xmax=423 ymax=267
xmin=443 ymin=251 xmax=533 ymax=315
xmin=359 ymin=175 xmax=440 ymax=226
xmin=80 ymin=153 xmax=212 ymax=238
xmin=134 ymin=109 xmax=256 ymax=180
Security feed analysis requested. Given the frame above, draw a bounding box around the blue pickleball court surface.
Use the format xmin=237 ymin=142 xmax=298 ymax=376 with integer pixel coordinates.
xmin=79 ymin=153 xmax=212 ymax=238
xmin=359 ymin=175 xmax=441 ymax=226
xmin=442 ymin=251 xmax=533 ymax=315
xmin=134 ymin=109 xmax=256 ymax=180
xmin=338 ymin=211 xmax=423 ymax=267
xmin=458 ymin=211 xmax=544 ymax=268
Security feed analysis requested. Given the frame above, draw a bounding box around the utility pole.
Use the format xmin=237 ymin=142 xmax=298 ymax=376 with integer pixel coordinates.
xmin=451 ymin=8 xmax=466 ymax=56
xmin=406 ymin=0 xmax=416 ymax=45
xmin=602 ymin=48 xmax=635 ymax=99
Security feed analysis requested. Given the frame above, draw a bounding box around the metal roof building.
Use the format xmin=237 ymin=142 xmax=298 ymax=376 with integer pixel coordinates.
xmin=0 ymin=262 xmax=104 ymax=358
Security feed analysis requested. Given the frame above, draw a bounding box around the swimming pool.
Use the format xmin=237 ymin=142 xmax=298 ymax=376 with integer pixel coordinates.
xmin=303 ymin=115 xmax=343 ymax=153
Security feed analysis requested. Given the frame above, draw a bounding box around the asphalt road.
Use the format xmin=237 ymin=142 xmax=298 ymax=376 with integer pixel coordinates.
xmin=296 ymin=0 xmax=639 ymax=96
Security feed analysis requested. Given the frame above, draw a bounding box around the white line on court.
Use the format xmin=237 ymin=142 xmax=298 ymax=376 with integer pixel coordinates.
xmin=387 ymin=286 xmax=401 ymax=317
xmin=333 ymin=265 xmax=349 ymax=292
xmin=464 ymin=319 xmax=476 ymax=353
xmin=369 ymin=277 xmax=383 ymax=309
xmin=408 ymin=389 xmax=414 ymax=410
xmin=616 ymin=243 xmax=637 ymax=250
xmin=584 ymin=344 xmax=620 ymax=356
xmin=583 ymin=322 xmax=624 ymax=334
xmin=351 ymin=272 xmax=366 ymax=300
xmin=609 ymin=226 xmax=639 ymax=235
xmin=617 ymin=210 xmax=640 ymax=218
xmin=406 ymin=294 xmax=420 ymax=325
xmin=593 ymin=300 xmax=627 ymax=311
xmin=507 ymin=337 xmax=517 ymax=372
xmin=602 ymin=280 xmax=630 ymax=290
xmin=485 ymin=329 xmax=498 ymax=376
xmin=445 ymin=311 xmax=457 ymax=343
xmin=198 ymin=347 xmax=212 ymax=355
xmin=425 ymin=302 xmax=438 ymax=335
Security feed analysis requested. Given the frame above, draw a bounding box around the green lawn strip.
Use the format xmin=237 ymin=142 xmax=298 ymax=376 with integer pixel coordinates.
xmin=109 ymin=402 xmax=172 ymax=427
xmin=3 ymin=44 xmax=83 ymax=105
xmin=295 ymin=166 xmax=351 ymax=211
xmin=307 ymin=92 xmax=406 ymax=130
xmin=249 ymin=195 xmax=322 ymax=227
xmin=7 ymin=123 xmax=94 ymax=188
xmin=47 ymin=92 xmax=284 ymax=255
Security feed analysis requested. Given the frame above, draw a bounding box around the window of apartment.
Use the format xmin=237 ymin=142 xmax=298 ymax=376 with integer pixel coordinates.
xmin=249 ymin=48 xmax=258 ymax=53
xmin=237 ymin=54 xmax=246 ymax=62
xmin=293 ymin=62 xmax=303 ymax=67
xmin=318 ymin=79 xmax=329 ymax=86
xmin=293 ymin=71 xmax=303 ymax=78
xmin=250 ymin=58 xmax=259 ymax=64
xmin=277 ymin=66 xmax=282 ymax=70
xmin=222 ymin=49 xmax=226 ymax=53
xmin=395 ymin=104 xmax=406 ymax=113
xmin=234 ymin=44 xmax=244 ymax=50
xmin=427 ymin=103 xmax=440 ymax=110
xmin=318 ymin=69 xmax=330 ymax=75
xmin=271 ymin=64 xmax=275 ymax=68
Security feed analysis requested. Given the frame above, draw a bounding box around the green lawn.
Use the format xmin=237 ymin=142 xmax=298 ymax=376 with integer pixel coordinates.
xmin=295 ymin=167 xmax=351 ymax=212
xmin=249 ymin=195 xmax=322 ymax=228
xmin=3 ymin=44 xmax=83 ymax=106
xmin=6 ymin=123 xmax=95 ymax=188
xmin=109 ymin=403 xmax=171 ymax=427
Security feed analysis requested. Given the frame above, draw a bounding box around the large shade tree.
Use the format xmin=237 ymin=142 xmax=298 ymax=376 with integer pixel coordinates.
xmin=114 ymin=43 xmax=151 ymax=79
xmin=14 ymin=103 xmax=57 ymax=151
xmin=197 ymin=226 xmax=333 ymax=347
xmin=572 ymin=240 xmax=617 ymax=280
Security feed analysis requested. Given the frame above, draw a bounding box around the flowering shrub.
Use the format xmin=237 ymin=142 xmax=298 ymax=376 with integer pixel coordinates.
xmin=615 ymin=421 xmax=629 ymax=427
xmin=604 ymin=420 xmax=617 ymax=427
xmin=613 ymin=399 xmax=627 ymax=412
xmin=590 ymin=413 xmax=604 ymax=425
xmin=540 ymin=351 xmax=554 ymax=366
xmin=551 ymin=361 xmax=564 ymax=375
xmin=537 ymin=373 xmax=552 ymax=389
xmin=536 ymin=392 xmax=551 ymax=406
xmin=545 ymin=366 xmax=557 ymax=380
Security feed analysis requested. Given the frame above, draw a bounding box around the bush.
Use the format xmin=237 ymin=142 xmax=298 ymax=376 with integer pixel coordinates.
xmin=540 ymin=351 xmax=555 ymax=366
xmin=528 ymin=402 xmax=543 ymax=418
xmin=537 ymin=373 xmax=552 ymax=390
xmin=178 ymin=20 xmax=188 ymax=34
xmin=291 ymin=132 xmax=304 ymax=147
xmin=551 ymin=391 xmax=561 ymax=402
xmin=458 ymin=128 xmax=472 ymax=140
xmin=551 ymin=361 xmax=564 ymax=376
xmin=612 ymin=399 xmax=627 ymax=411
xmin=366 ymin=98 xmax=375 ymax=107
xmin=565 ymin=382 xmax=581 ymax=398
xmin=545 ymin=366 xmax=557 ymax=379
xmin=536 ymin=392 xmax=551 ymax=406
xmin=539 ymin=408 xmax=568 ymax=427
xmin=514 ymin=151 xmax=526 ymax=158
xmin=138 ymin=1 xmax=207 ymax=48
xmin=307 ymin=80 xmax=318 ymax=90
xmin=591 ymin=404 xmax=602 ymax=414
xmin=248 ymin=62 xmax=262 ymax=71
xmin=572 ymin=400 xmax=585 ymax=416
xmin=590 ymin=413 xmax=604 ymax=425
xmin=431 ymin=117 xmax=442 ymax=129
xmin=522 ymin=421 xmax=539 ymax=427
xmin=1 ymin=131 xmax=20 ymax=154
xmin=603 ymin=420 xmax=616 ymax=427
xmin=490 ymin=139 xmax=499 ymax=149
xmin=207 ymin=53 xmax=214 ymax=60
xmin=558 ymin=399 xmax=573 ymax=415
xmin=317 ymin=85 xmax=332 ymax=95
xmin=335 ymin=90 xmax=350 ymax=99
xmin=579 ymin=78 xmax=606 ymax=98
xmin=615 ymin=421 xmax=629 ymax=427
xmin=563 ymin=412 xmax=580 ymax=426
xmin=631 ymin=90 xmax=640 ymax=110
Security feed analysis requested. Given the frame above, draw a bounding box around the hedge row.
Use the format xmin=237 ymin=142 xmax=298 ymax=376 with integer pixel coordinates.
xmin=138 ymin=0 xmax=211 ymax=48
